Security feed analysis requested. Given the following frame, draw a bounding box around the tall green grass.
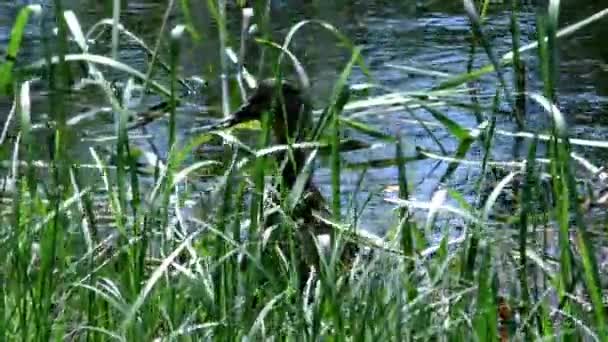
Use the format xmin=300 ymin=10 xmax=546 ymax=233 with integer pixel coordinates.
xmin=1 ymin=1 xmax=607 ymax=340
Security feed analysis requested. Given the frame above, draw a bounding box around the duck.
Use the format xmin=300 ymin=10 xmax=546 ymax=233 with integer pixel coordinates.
xmin=209 ymin=78 xmax=358 ymax=282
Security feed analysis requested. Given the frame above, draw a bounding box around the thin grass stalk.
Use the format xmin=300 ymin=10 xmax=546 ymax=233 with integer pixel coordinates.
xmin=518 ymin=137 xmax=538 ymax=340
xmin=48 ymin=0 xmax=71 ymax=182
xmin=179 ymin=0 xmax=201 ymax=40
xmin=215 ymin=0 xmax=230 ymax=117
xmin=329 ymin=47 xmax=361 ymax=223
xmin=475 ymin=100 xmax=497 ymax=208
xmin=153 ymin=24 xmax=186 ymax=335
xmin=537 ymin=14 xmax=551 ymax=102
xmin=17 ymin=82 xmax=41 ymax=337
xmin=8 ymin=136 xmax=28 ymax=338
xmin=37 ymin=181 xmax=64 ymax=341
xmin=246 ymin=109 xmax=270 ymax=319
xmin=437 ymin=7 xmax=608 ymax=91
xmin=474 ymin=242 xmax=498 ymax=341
xmin=545 ymin=0 xmax=560 ymax=102
xmin=537 ymin=13 xmax=608 ymax=330
xmin=157 ymin=25 xmax=184 ymax=249
xmin=396 ymin=139 xmax=417 ymax=303
xmin=510 ymin=0 xmax=526 ymax=127
xmin=0 ymin=5 xmax=42 ymax=94
xmin=563 ymin=154 xmax=608 ymax=339
xmin=396 ymin=134 xmax=410 ymax=218
xmin=536 ymin=8 xmax=576 ymax=329
xmin=215 ymin=154 xmax=238 ymax=338
xmin=330 ymin=92 xmax=341 ymax=222
xmin=255 ymin=0 xmax=272 ymax=79
xmin=546 ymin=126 xmax=575 ymax=339
xmin=0 ymin=280 xmax=5 ymax=339
xmin=111 ymin=0 xmax=120 ymax=61
xmin=146 ymin=0 xmax=177 ymax=91
xmin=465 ymin=1 xmax=483 ymax=124
xmin=125 ymin=142 xmax=141 ymax=227
xmin=346 ymin=167 xmax=369 ymax=229
xmin=230 ymin=181 xmax=247 ymax=333
xmin=465 ymin=44 xmax=483 ymax=124
xmin=169 ymin=25 xmax=185 ymax=151
xmin=69 ymin=166 xmax=101 ymax=341
xmin=36 ymin=2 xmax=74 ymax=338
xmin=237 ymin=7 xmax=253 ymax=100
xmin=18 ymin=82 xmax=35 ymax=198
xmin=463 ymin=0 xmax=512 ymax=109
xmin=113 ymin=81 xmax=136 ymax=325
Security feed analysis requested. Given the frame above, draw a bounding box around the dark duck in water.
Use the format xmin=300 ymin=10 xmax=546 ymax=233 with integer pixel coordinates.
xmin=211 ymin=78 xmax=357 ymax=282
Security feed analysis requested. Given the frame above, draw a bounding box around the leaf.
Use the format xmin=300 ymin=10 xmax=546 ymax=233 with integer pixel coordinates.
xmin=0 ymin=5 xmax=42 ymax=95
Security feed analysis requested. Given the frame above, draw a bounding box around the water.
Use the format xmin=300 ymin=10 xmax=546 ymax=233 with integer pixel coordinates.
xmin=1 ymin=0 xmax=607 ymax=234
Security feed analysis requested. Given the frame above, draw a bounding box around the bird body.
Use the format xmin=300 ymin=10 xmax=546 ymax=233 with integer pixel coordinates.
xmin=219 ymin=78 xmax=356 ymax=280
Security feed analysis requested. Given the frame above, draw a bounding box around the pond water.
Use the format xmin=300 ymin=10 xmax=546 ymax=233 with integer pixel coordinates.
xmin=1 ymin=0 xmax=607 ymax=235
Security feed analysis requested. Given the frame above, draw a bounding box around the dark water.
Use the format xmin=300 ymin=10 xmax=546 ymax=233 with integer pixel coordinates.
xmin=1 ymin=0 xmax=607 ymax=234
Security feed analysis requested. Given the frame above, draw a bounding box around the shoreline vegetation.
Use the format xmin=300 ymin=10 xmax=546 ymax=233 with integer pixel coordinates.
xmin=1 ymin=1 xmax=608 ymax=340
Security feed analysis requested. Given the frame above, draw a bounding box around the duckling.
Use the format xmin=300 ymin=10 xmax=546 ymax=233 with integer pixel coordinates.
xmin=213 ymin=78 xmax=357 ymax=281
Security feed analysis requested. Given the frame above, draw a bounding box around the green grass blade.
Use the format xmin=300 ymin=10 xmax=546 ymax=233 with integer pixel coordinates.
xmin=0 ymin=5 xmax=42 ymax=95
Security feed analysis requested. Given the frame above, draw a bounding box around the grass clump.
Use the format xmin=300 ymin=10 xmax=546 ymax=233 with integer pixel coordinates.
xmin=1 ymin=1 xmax=608 ymax=340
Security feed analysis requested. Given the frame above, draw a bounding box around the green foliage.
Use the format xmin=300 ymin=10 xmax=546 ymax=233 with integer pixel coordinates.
xmin=0 ymin=5 xmax=41 ymax=95
xmin=0 ymin=1 xmax=607 ymax=341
